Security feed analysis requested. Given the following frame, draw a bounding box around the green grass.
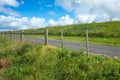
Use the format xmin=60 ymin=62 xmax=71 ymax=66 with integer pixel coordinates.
xmin=25 ymin=34 xmax=120 ymax=46
xmin=24 ymin=21 xmax=120 ymax=37
xmin=5 ymin=21 xmax=120 ymax=46
xmin=21 ymin=21 xmax=120 ymax=46
xmin=0 ymin=37 xmax=120 ymax=80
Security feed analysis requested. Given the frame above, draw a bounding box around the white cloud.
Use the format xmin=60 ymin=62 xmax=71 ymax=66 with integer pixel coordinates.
xmin=48 ymin=15 xmax=74 ymax=26
xmin=0 ymin=15 xmax=74 ymax=30
xmin=0 ymin=0 xmax=19 ymax=7
xmin=57 ymin=15 xmax=74 ymax=25
xmin=0 ymin=0 xmax=20 ymax=16
xmin=0 ymin=15 xmax=46 ymax=30
xmin=0 ymin=6 xmax=20 ymax=16
xmin=55 ymin=0 xmax=120 ymax=23
xmin=75 ymin=14 xmax=96 ymax=23
xmin=30 ymin=17 xmax=46 ymax=27
xmin=48 ymin=19 xmax=56 ymax=26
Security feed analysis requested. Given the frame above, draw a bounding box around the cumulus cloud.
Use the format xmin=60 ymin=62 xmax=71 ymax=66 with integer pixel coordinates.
xmin=75 ymin=14 xmax=96 ymax=23
xmin=55 ymin=0 xmax=120 ymax=22
xmin=57 ymin=15 xmax=74 ymax=25
xmin=0 ymin=0 xmax=20 ymax=16
xmin=0 ymin=15 xmax=46 ymax=30
xmin=48 ymin=15 xmax=74 ymax=26
xmin=0 ymin=0 xmax=19 ymax=7
xmin=30 ymin=17 xmax=46 ymax=27
xmin=0 ymin=15 xmax=74 ymax=30
xmin=48 ymin=19 xmax=56 ymax=26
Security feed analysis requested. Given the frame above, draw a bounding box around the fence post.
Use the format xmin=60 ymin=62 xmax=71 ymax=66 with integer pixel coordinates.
xmin=45 ymin=28 xmax=48 ymax=45
xmin=4 ymin=32 xmax=7 ymax=38
xmin=9 ymin=31 xmax=12 ymax=40
xmin=61 ymin=29 xmax=64 ymax=48
xmin=20 ymin=30 xmax=24 ymax=42
xmin=0 ymin=32 xmax=1 ymax=36
xmin=86 ymin=29 xmax=89 ymax=56
xmin=2 ymin=32 xmax=4 ymax=37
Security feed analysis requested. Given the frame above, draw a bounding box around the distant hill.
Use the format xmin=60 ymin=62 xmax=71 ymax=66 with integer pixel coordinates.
xmin=25 ymin=21 xmax=120 ymax=37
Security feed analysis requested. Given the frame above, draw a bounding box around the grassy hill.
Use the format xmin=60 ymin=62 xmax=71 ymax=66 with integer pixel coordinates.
xmin=0 ymin=37 xmax=120 ymax=80
xmin=22 ymin=21 xmax=120 ymax=46
xmin=25 ymin=21 xmax=120 ymax=37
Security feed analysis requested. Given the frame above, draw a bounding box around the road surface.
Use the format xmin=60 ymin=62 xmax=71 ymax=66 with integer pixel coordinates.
xmin=13 ymin=36 xmax=120 ymax=58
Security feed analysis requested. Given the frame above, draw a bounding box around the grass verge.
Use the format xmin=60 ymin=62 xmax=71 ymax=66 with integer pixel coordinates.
xmin=0 ymin=37 xmax=120 ymax=80
xmin=25 ymin=34 xmax=120 ymax=46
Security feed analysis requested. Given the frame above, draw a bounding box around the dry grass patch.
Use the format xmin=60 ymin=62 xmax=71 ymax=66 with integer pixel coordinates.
xmin=0 ymin=59 xmax=11 ymax=72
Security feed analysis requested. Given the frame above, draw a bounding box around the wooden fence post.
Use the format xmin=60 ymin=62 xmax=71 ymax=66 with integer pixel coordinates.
xmin=9 ymin=31 xmax=12 ymax=40
xmin=86 ymin=29 xmax=89 ymax=56
xmin=2 ymin=32 xmax=4 ymax=37
xmin=45 ymin=28 xmax=48 ymax=45
xmin=4 ymin=32 xmax=7 ymax=38
xmin=20 ymin=30 xmax=24 ymax=42
xmin=61 ymin=29 xmax=64 ymax=48
xmin=0 ymin=32 xmax=1 ymax=36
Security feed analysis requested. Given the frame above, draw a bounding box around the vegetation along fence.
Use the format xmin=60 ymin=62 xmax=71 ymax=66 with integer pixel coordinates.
xmin=1 ymin=21 xmax=120 ymax=57
xmin=0 ymin=28 xmax=90 ymax=55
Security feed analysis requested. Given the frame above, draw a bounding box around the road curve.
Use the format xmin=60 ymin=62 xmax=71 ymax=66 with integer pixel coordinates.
xmin=13 ymin=36 xmax=120 ymax=58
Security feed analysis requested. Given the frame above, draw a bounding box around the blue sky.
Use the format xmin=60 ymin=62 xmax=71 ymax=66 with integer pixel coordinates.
xmin=15 ymin=0 xmax=73 ymax=20
xmin=0 ymin=0 xmax=120 ymax=30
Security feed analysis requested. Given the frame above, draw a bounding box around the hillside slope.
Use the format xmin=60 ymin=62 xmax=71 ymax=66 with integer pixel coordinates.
xmin=25 ymin=21 xmax=120 ymax=37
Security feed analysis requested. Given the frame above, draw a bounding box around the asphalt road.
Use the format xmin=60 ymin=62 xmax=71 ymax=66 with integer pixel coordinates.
xmin=13 ymin=36 xmax=120 ymax=58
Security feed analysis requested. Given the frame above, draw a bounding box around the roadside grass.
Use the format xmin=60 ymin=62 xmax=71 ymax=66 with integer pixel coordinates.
xmin=25 ymin=34 xmax=120 ymax=46
xmin=0 ymin=37 xmax=120 ymax=80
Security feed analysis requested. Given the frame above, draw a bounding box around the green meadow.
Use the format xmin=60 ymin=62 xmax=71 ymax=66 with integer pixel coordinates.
xmin=23 ymin=21 xmax=120 ymax=46
xmin=0 ymin=37 xmax=120 ymax=80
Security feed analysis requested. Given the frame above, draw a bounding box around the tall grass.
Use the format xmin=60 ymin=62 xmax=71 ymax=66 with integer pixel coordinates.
xmin=0 ymin=37 xmax=120 ymax=80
